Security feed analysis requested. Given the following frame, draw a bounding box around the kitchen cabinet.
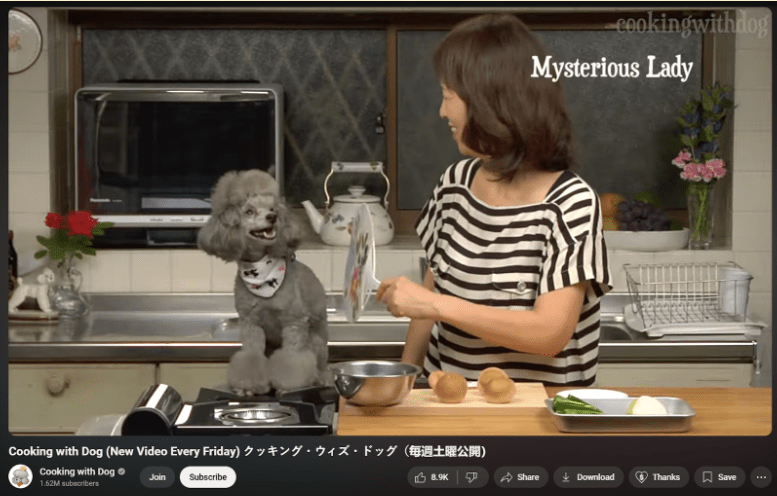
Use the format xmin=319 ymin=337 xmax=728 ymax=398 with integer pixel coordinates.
xmin=595 ymin=363 xmax=753 ymax=387
xmin=158 ymin=363 xmax=229 ymax=402
xmin=8 ymin=364 xmax=155 ymax=434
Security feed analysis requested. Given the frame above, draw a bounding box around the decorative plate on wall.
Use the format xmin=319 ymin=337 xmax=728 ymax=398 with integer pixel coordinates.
xmin=8 ymin=9 xmax=43 ymax=75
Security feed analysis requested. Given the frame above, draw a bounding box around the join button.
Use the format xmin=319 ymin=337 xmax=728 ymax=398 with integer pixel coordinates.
xmin=140 ymin=466 xmax=175 ymax=488
xmin=180 ymin=466 xmax=237 ymax=488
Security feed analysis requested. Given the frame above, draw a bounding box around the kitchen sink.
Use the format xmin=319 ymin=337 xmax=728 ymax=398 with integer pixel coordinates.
xmin=86 ymin=315 xmax=627 ymax=344
xmin=11 ymin=293 xmax=760 ymax=367
xmin=80 ymin=293 xmax=408 ymax=343
xmin=87 ymin=312 xmax=233 ymax=340
xmin=76 ymin=293 xmax=637 ymax=344
xmin=210 ymin=317 xmax=407 ymax=342
xmin=600 ymin=325 xmax=635 ymax=341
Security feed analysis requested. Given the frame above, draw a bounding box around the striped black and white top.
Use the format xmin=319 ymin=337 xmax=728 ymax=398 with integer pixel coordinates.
xmin=416 ymin=158 xmax=612 ymax=386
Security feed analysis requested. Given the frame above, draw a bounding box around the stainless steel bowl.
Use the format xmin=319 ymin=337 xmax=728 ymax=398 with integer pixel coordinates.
xmin=328 ymin=360 xmax=422 ymax=406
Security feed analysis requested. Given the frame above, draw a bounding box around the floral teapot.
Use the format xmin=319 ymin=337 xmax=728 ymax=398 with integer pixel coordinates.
xmin=301 ymin=161 xmax=394 ymax=246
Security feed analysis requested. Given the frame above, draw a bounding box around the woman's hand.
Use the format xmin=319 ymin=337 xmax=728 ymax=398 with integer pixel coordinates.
xmin=376 ymin=276 xmax=440 ymax=319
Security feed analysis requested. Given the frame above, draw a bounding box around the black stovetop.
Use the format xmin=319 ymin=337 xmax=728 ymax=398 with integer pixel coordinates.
xmin=173 ymin=386 xmax=340 ymax=436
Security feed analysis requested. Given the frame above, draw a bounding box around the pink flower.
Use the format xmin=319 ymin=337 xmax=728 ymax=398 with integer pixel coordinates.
xmin=672 ymin=150 xmax=692 ymax=168
xmin=698 ymin=163 xmax=715 ymax=182
xmin=707 ymin=158 xmax=727 ymax=179
xmin=680 ymin=162 xmax=702 ymax=182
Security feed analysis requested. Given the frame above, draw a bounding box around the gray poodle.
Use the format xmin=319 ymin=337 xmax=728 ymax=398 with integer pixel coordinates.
xmin=198 ymin=169 xmax=328 ymax=396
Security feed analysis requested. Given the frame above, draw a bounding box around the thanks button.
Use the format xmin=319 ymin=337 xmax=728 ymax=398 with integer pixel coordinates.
xmin=180 ymin=466 xmax=236 ymax=488
xmin=629 ymin=466 xmax=689 ymax=488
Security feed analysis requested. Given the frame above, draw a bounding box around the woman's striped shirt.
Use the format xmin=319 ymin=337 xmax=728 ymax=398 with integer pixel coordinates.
xmin=415 ymin=158 xmax=612 ymax=386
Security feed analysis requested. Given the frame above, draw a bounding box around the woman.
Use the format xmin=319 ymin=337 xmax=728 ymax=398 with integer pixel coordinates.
xmin=376 ymin=14 xmax=611 ymax=386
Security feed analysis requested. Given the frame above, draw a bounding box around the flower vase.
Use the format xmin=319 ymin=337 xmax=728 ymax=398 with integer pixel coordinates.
xmin=49 ymin=259 xmax=91 ymax=336
xmin=686 ymin=182 xmax=716 ymax=249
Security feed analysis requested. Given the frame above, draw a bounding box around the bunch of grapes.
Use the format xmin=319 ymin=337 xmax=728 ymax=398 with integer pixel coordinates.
xmin=615 ymin=200 xmax=671 ymax=231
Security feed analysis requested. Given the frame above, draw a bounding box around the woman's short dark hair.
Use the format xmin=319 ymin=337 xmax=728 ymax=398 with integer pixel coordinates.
xmin=434 ymin=13 xmax=576 ymax=179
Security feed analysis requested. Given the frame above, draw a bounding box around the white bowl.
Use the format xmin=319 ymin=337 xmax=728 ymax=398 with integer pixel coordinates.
xmin=604 ymin=228 xmax=689 ymax=252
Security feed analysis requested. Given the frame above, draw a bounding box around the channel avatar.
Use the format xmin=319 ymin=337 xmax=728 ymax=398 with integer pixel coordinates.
xmin=9 ymin=465 xmax=32 ymax=488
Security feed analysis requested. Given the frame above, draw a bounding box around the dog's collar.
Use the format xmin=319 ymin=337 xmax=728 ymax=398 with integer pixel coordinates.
xmin=238 ymin=255 xmax=287 ymax=298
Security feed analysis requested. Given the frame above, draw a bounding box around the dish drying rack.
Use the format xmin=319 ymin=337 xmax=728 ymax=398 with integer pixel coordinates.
xmin=623 ymin=262 xmax=765 ymax=338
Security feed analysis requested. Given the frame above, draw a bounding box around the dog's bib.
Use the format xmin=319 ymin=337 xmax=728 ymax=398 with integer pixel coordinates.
xmin=238 ymin=256 xmax=286 ymax=298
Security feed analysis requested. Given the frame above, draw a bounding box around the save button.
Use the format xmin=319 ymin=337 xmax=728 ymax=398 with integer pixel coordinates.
xmin=180 ymin=466 xmax=236 ymax=488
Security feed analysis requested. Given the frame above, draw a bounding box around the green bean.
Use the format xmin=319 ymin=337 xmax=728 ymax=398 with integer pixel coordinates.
xmin=556 ymin=408 xmax=604 ymax=415
xmin=552 ymin=396 xmax=604 ymax=414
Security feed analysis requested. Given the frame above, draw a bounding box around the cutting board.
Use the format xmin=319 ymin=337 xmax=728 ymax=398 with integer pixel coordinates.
xmin=341 ymin=383 xmax=547 ymax=416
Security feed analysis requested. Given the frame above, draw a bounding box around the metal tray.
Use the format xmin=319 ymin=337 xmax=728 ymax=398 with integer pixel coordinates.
xmin=545 ymin=397 xmax=696 ymax=433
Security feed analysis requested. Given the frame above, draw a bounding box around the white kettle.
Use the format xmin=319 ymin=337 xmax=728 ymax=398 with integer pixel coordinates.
xmin=301 ymin=162 xmax=394 ymax=246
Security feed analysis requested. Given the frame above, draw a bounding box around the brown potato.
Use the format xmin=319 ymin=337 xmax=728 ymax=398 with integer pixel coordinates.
xmin=477 ymin=367 xmax=508 ymax=394
xmin=482 ymin=377 xmax=516 ymax=404
xmin=433 ymin=372 xmax=467 ymax=403
xmin=428 ymin=370 xmax=446 ymax=390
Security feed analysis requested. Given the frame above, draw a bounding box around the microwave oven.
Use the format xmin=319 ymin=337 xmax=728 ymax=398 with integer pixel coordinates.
xmin=74 ymin=82 xmax=283 ymax=247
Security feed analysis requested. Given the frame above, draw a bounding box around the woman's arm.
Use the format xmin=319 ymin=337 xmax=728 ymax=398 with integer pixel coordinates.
xmin=377 ymin=276 xmax=586 ymax=357
xmin=434 ymin=282 xmax=586 ymax=356
xmin=398 ymin=268 xmax=437 ymax=367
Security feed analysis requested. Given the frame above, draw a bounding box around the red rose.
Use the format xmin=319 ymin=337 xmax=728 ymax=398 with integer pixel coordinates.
xmin=45 ymin=212 xmax=65 ymax=229
xmin=66 ymin=211 xmax=98 ymax=237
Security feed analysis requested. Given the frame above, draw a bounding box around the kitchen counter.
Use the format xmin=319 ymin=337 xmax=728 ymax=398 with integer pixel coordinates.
xmin=336 ymin=387 xmax=772 ymax=436
xmin=8 ymin=293 xmax=760 ymax=365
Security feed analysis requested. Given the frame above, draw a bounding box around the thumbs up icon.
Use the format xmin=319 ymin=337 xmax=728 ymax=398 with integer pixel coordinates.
xmin=415 ymin=473 xmax=427 ymax=484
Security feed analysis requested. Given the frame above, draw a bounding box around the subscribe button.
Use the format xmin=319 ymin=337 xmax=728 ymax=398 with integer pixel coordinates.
xmin=180 ymin=466 xmax=237 ymax=488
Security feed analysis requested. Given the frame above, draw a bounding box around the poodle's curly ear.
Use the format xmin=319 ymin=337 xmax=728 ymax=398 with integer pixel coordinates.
xmin=197 ymin=215 xmax=244 ymax=262
xmin=218 ymin=205 xmax=242 ymax=227
xmin=209 ymin=170 xmax=240 ymax=215
xmin=199 ymin=170 xmax=248 ymax=261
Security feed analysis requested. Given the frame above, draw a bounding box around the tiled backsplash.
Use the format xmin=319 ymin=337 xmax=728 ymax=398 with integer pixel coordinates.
xmin=73 ymin=243 xmax=693 ymax=293
xmin=69 ymin=239 xmax=771 ymax=322
xmin=74 ymin=238 xmax=425 ymax=294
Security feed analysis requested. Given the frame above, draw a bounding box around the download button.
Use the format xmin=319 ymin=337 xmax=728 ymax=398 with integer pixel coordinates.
xmin=554 ymin=466 xmax=624 ymax=488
